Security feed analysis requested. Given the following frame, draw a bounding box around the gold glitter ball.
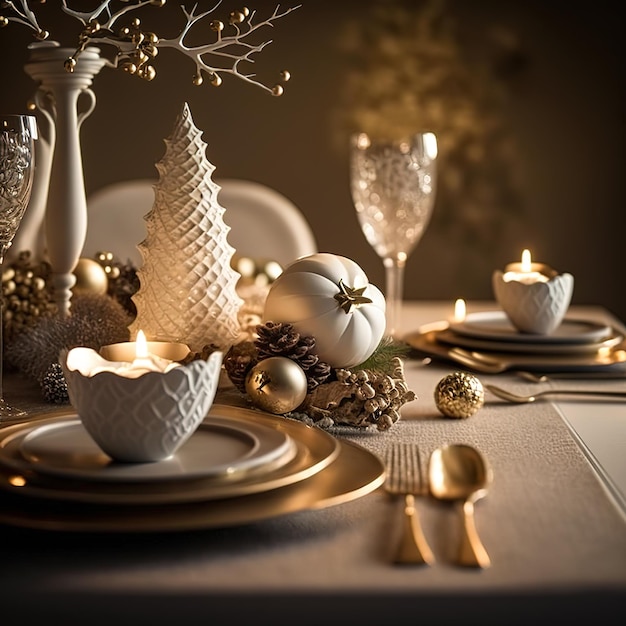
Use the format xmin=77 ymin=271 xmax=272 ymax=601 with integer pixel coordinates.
xmin=434 ymin=371 xmax=484 ymax=419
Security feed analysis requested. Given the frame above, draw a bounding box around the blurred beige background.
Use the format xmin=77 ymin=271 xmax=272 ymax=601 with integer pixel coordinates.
xmin=1 ymin=0 xmax=623 ymax=321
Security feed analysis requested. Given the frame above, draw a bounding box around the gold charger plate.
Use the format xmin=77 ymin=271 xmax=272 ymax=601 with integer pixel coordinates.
xmin=0 ymin=405 xmax=340 ymax=505
xmin=0 ymin=438 xmax=385 ymax=533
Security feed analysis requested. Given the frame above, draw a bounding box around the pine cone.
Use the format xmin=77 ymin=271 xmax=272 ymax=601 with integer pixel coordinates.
xmin=255 ymin=322 xmax=331 ymax=392
xmin=40 ymin=362 xmax=69 ymax=404
xmin=223 ymin=341 xmax=259 ymax=393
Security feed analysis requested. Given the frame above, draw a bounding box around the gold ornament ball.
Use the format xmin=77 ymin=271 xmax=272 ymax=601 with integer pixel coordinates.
xmin=434 ymin=371 xmax=484 ymax=419
xmin=73 ymin=258 xmax=109 ymax=295
xmin=245 ymin=357 xmax=308 ymax=415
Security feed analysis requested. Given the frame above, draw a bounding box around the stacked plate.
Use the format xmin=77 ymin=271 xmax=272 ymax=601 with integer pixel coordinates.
xmin=405 ymin=311 xmax=626 ymax=373
xmin=0 ymin=404 xmax=385 ymax=533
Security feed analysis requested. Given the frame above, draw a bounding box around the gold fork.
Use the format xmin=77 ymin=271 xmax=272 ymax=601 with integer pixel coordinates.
xmin=383 ymin=443 xmax=435 ymax=565
xmin=486 ymin=384 xmax=626 ymax=404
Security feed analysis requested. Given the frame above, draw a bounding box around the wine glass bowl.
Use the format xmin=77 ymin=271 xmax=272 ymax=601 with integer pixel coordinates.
xmin=350 ymin=131 xmax=438 ymax=337
xmin=0 ymin=114 xmax=38 ymax=421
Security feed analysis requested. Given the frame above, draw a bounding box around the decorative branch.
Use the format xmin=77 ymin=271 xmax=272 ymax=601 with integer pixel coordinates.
xmin=0 ymin=0 xmax=48 ymax=38
xmin=0 ymin=1 xmax=300 ymax=95
xmin=156 ymin=3 xmax=298 ymax=93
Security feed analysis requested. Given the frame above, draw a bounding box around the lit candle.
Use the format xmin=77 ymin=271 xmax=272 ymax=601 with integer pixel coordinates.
xmin=67 ymin=330 xmax=181 ymax=379
xmin=453 ymin=298 xmax=466 ymax=323
xmin=122 ymin=330 xmax=182 ymax=376
xmin=502 ymin=249 xmax=552 ymax=284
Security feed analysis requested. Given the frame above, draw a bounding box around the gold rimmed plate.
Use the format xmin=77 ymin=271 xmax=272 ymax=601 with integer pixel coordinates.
xmin=0 ymin=440 xmax=385 ymax=533
xmin=0 ymin=405 xmax=340 ymax=505
xmin=405 ymin=327 xmax=626 ymax=373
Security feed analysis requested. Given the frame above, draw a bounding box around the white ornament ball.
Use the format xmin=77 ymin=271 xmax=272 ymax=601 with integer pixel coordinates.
xmin=245 ymin=357 xmax=308 ymax=414
xmin=263 ymin=253 xmax=386 ymax=369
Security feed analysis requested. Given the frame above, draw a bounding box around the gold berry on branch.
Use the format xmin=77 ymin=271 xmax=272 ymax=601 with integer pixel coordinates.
xmin=0 ymin=1 xmax=300 ymax=95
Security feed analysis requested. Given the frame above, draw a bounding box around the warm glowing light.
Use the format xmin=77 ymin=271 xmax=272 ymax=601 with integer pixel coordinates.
xmin=454 ymin=298 xmax=466 ymax=322
xmin=503 ymin=248 xmax=549 ymax=284
xmin=135 ymin=330 xmax=148 ymax=359
xmin=69 ymin=331 xmax=181 ymax=379
xmin=356 ymin=132 xmax=371 ymax=149
xmin=424 ymin=132 xmax=438 ymax=159
xmin=9 ymin=475 xmax=27 ymax=487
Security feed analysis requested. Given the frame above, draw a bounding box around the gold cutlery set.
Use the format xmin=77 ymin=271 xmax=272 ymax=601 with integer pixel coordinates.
xmin=384 ymin=443 xmax=492 ymax=568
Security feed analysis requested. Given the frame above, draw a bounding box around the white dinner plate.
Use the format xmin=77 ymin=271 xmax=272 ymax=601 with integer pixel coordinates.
xmin=434 ymin=327 xmax=624 ymax=355
xmin=449 ymin=311 xmax=613 ymax=344
xmin=12 ymin=414 xmax=294 ymax=483
xmin=0 ymin=406 xmax=341 ymax=505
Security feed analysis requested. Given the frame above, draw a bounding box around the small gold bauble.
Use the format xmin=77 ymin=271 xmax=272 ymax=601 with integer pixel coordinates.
xmin=245 ymin=357 xmax=308 ymax=415
xmin=72 ymin=258 xmax=109 ymax=295
xmin=434 ymin=371 xmax=484 ymax=419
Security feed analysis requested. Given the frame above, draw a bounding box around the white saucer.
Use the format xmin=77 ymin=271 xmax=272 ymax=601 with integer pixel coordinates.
xmin=449 ymin=311 xmax=612 ymax=344
xmin=11 ymin=415 xmax=294 ymax=483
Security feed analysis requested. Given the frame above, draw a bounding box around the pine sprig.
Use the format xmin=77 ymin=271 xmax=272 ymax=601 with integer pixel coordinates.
xmin=353 ymin=336 xmax=409 ymax=373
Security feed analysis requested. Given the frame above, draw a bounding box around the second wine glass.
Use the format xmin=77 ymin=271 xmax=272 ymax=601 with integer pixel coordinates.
xmin=350 ymin=131 xmax=438 ymax=337
xmin=1 ymin=113 xmax=38 ymax=422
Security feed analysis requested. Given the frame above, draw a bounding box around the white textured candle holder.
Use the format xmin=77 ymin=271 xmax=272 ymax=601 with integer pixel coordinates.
xmin=60 ymin=348 xmax=222 ymax=463
xmin=492 ymin=266 xmax=574 ymax=335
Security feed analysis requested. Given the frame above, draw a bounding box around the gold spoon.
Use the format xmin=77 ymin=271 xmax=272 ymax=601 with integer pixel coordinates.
xmin=429 ymin=444 xmax=492 ymax=568
xmin=446 ymin=348 xmax=508 ymax=374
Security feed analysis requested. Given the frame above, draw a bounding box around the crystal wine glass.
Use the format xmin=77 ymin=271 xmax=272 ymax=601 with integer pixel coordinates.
xmin=0 ymin=114 xmax=38 ymax=422
xmin=350 ymin=131 xmax=438 ymax=337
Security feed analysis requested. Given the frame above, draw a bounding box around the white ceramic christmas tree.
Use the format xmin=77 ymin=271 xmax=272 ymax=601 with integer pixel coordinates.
xmin=130 ymin=103 xmax=242 ymax=352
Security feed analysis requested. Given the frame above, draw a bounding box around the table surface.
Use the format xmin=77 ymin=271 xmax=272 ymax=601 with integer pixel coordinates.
xmin=1 ymin=301 xmax=625 ymax=626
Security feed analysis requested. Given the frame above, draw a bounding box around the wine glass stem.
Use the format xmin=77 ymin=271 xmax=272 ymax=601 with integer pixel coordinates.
xmin=0 ymin=249 xmax=9 ymax=400
xmin=383 ymin=256 xmax=406 ymax=338
xmin=0 ymin=251 xmax=6 ymax=403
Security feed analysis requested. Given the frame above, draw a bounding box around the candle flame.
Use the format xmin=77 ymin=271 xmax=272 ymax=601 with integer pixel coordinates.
xmin=454 ymin=298 xmax=466 ymax=322
xmin=135 ymin=330 xmax=148 ymax=359
xmin=521 ymin=249 xmax=532 ymax=272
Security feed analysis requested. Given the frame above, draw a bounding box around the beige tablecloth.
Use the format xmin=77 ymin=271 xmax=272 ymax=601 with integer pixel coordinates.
xmin=1 ymin=304 xmax=625 ymax=625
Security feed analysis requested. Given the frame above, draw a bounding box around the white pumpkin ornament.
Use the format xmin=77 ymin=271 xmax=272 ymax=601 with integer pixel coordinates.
xmin=263 ymin=253 xmax=386 ymax=369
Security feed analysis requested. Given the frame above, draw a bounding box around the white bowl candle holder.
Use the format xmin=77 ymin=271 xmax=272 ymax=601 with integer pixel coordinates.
xmin=492 ymin=252 xmax=574 ymax=335
xmin=60 ymin=347 xmax=222 ymax=463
